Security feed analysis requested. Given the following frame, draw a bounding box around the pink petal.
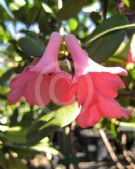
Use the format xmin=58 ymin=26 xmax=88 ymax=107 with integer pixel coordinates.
xmin=8 ymin=87 xmax=25 ymax=104
xmin=10 ymin=69 xmax=34 ymax=89
xmin=61 ymin=83 xmax=77 ymax=104
xmin=49 ymin=72 xmax=75 ymax=105
xmin=77 ymin=104 xmax=102 ymax=128
xmin=121 ymin=108 xmax=132 ymax=119
xmin=98 ymin=95 xmax=130 ymax=119
xmin=8 ymin=69 xmax=34 ymax=104
xmin=90 ymin=72 xmax=125 ymax=98
xmin=24 ymin=74 xmax=51 ymax=106
xmin=128 ymin=50 xmax=135 ymax=63
xmin=65 ymin=34 xmax=127 ymax=76
xmin=65 ymin=34 xmax=89 ymax=76
xmin=76 ymin=74 xmax=94 ymax=107
xmin=40 ymin=75 xmax=51 ymax=105
xmin=31 ymin=32 xmax=62 ymax=73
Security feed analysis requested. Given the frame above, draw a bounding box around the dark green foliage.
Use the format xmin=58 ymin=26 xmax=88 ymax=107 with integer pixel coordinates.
xmin=0 ymin=0 xmax=135 ymax=168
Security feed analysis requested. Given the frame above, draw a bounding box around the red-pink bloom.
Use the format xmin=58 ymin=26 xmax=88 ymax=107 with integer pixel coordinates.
xmin=65 ymin=34 xmax=132 ymax=128
xmin=8 ymin=32 xmax=74 ymax=106
xmin=128 ymin=50 xmax=135 ymax=63
xmin=127 ymin=36 xmax=135 ymax=64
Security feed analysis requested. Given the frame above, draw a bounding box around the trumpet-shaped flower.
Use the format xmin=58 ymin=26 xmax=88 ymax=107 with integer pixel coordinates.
xmin=8 ymin=32 xmax=74 ymax=106
xmin=65 ymin=34 xmax=132 ymax=128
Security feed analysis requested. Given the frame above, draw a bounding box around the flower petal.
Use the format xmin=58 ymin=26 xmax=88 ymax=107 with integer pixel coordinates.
xmin=31 ymin=32 xmax=62 ymax=73
xmin=10 ymin=69 xmax=34 ymax=89
xmin=88 ymin=58 xmax=127 ymax=76
xmin=76 ymin=74 xmax=94 ymax=107
xmin=40 ymin=75 xmax=51 ymax=105
xmin=49 ymin=72 xmax=75 ymax=105
xmin=77 ymin=104 xmax=102 ymax=128
xmin=98 ymin=95 xmax=130 ymax=119
xmin=24 ymin=74 xmax=50 ymax=106
xmin=65 ymin=34 xmax=127 ymax=76
xmin=8 ymin=69 xmax=34 ymax=104
xmin=8 ymin=88 xmax=24 ymax=104
xmin=65 ymin=34 xmax=89 ymax=76
xmin=91 ymin=72 xmax=125 ymax=98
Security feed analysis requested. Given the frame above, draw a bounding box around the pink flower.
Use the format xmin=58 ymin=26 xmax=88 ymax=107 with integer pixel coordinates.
xmin=65 ymin=34 xmax=132 ymax=128
xmin=128 ymin=50 xmax=135 ymax=63
xmin=127 ymin=36 xmax=135 ymax=63
xmin=8 ymin=32 xmax=74 ymax=106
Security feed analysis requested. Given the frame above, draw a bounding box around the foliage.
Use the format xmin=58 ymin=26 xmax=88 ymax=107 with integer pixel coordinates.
xmin=0 ymin=0 xmax=135 ymax=168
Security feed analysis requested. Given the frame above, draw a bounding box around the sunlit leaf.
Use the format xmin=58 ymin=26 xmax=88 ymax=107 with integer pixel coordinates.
xmin=67 ymin=19 xmax=78 ymax=31
xmin=27 ymin=102 xmax=79 ymax=145
xmin=2 ymin=127 xmax=27 ymax=145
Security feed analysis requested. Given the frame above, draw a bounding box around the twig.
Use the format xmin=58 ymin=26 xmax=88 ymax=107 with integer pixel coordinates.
xmin=99 ymin=129 xmax=124 ymax=169
xmin=121 ymin=134 xmax=135 ymax=169
xmin=123 ymin=150 xmax=135 ymax=169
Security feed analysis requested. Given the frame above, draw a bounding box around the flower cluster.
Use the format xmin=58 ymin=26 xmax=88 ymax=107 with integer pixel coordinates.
xmin=8 ymin=32 xmax=132 ymax=128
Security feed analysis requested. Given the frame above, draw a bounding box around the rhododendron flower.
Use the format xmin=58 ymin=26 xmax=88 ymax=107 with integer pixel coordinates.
xmin=8 ymin=32 xmax=74 ymax=106
xmin=65 ymin=34 xmax=132 ymax=128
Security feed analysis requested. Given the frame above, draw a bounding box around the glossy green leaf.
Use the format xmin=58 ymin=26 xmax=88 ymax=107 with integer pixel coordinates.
xmin=57 ymin=0 xmax=90 ymax=20
xmin=18 ymin=35 xmax=44 ymax=57
xmin=85 ymin=15 xmax=135 ymax=46
xmin=85 ymin=15 xmax=130 ymax=62
xmin=68 ymin=19 xmax=78 ymax=31
xmin=86 ymin=30 xmax=126 ymax=62
xmin=3 ymin=127 xmax=27 ymax=145
xmin=27 ymin=102 xmax=79 ymax=145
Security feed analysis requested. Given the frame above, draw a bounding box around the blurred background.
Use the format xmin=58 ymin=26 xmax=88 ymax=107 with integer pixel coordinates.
xmin=0 ymin=0 xmax=135 ymax=168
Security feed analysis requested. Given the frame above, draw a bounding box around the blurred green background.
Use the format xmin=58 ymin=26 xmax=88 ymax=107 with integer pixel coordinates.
xmin=0 ymin=0 xmax=135 ymax=168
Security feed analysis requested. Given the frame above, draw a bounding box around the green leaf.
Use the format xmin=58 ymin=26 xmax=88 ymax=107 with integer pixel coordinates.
xmin=31 ymin=138 xmax=60 ymax=156
xmin=67 ymin=19 xmax=78 ymax=31
xmin=90 ymin=12 xmax=101 ymax=25
xmin=57 ymin=0 xmax=90 ymax=20
xmin=18 ymin=35 xmax=44 ymax=57
xmin=119 ymin=122 xmax=135 ymax=131
xmin=123 ymin=0 xmax=130 ymax=7
xmin=85 ymin=15 xmax=135 ymax=46
xmin=113 ymin=39 xmax=131 ymax=59
xmin=86 ymin=31 xmax=126 ymax=62
xmin=3 ymin=127 xmax=27 ymax=145
xmin=42 ymin=2 xmax=55 ymax=17
xmin=85 ymin=15 xmax=131 ymax=62
xmin=27 ymin=102 xmax=79 ymax=145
